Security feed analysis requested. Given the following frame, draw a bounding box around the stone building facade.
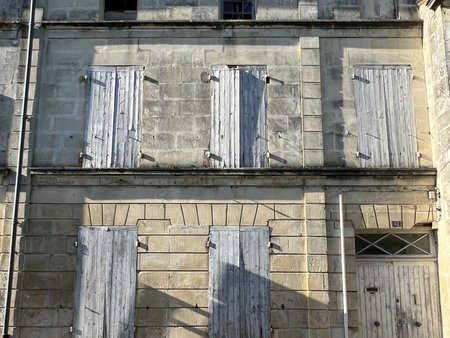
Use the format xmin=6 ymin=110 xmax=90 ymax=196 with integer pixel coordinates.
xmin=0 ymin=0 xmax=449 ymax=337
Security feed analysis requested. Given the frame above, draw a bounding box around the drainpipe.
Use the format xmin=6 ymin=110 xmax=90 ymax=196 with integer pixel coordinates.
xmin=339 ymin=194 xmax=349 ymax=338
xmin=2 ymin=0 xmax=35 ymax=336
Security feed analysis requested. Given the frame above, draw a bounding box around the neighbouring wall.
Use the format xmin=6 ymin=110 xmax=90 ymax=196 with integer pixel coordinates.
xmin=420 ymin=1 xmax=450 ymax=336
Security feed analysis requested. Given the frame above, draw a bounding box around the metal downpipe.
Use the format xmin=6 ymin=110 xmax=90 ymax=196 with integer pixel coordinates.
xmin=339 ymin=194 xmax=349 ymax=338
xmin=2 ymin=0 xmax=36 ymax=336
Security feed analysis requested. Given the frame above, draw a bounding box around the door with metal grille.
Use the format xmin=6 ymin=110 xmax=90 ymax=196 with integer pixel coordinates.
xmin=356 ymin=232 xmax=442 ymax=338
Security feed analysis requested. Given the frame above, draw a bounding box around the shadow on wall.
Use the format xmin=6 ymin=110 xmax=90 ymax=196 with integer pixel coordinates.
xmin=135 ymin=264 xmax=323 ymax=337
xmin=0 ymin=94 xmax=14 ymax=166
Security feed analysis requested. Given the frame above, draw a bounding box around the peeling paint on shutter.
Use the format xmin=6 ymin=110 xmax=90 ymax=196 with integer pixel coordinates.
xmin=83 ymin=66 xmax=142 ymax=168
xmin=83 ymin=67 xmax=116 ymax=168
xmin=240 ymin=66 xmax=268 ymax=168
xmin=114 ymin=67 xmax=143 ymax=167
xmin=354 ymin=66 xmax=418 ymax=168
xmin=209 ymin=226 xmax=270 ymax=338
xmin=72 ymin=226 xmax=137 ymax=338
xmin=210 ymin=66 xmax=267 ymax=168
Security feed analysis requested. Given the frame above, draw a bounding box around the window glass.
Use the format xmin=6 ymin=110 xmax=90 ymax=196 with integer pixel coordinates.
xmin=223 ymin=0 xmax=254 ymax=20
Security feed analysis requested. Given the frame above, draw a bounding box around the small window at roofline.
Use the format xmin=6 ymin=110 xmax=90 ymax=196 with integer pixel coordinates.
xmin=223 ymin=0 xmax=254 ymax=20
xmin=105 ymin=0 xmax=137 ymax=12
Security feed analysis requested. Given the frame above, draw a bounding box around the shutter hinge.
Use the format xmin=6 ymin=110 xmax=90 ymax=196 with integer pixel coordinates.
xmin=74 ymin=241 xmax=78 ymax=248
xmin=136 ymin=240 xmax=140 ymax=248
xmin=351 ymin=74 xmax=356 ymax=80
xmin=355 ymin=151 xmax=360 ymax=158
xmin=205 ymin=237 xmax=210 ymax=248
xmin=69 ymin=326 xmax=73 ymax=333
xmin=267 ymin=241 xmax=273 ymax=249
xmin=417 ymin=152 xmax=422 ymax=158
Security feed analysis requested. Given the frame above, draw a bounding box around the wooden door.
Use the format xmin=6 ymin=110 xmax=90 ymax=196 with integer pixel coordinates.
xmin=208 ymin=226 xmax=270 ymax=338
xmin=72 ymin=226 xmax=137 ymax=338
xmin=358 ymin=261 xmax=442 ymax=338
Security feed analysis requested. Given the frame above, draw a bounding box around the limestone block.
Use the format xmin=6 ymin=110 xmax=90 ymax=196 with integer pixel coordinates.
xmin=271 ymin=290 xmax=308 ymax=309
xmin=135 ymin=327 xmax=167 ymax=338
xmin=136 ymin=289 xmax=169 ymax=308
xmin=272 ymin=309 xmax=309 ymax=328
xmin=307 ymin=238 xmax=328 ymax=254
xmin=88 ymin=204 xmax=102 ymax=225
xmin=306 ymin=220 xmax=327 ymax=237
xmin=306 ymin=204 xmax=326 ymax=220
xmin=138 ymin=236 xmax=169 ymax=252
xmin=168 ymin=272 xmax=209 ymax=289
xmin=58 ymin=308 xmax=72 ymax=326
xmin=212 ymin=204 xmax=226 ymax=226
xmin=135 ymin=308 xmax=167 ymax=326
xmin=254 ymin=204 xmax=275 ymax=225
xmin=170 ymin=236 xmax=208 ymax=253
xmin=308 ymin=291 xmax=329 ymax=310
xmin=302 ymin=83 xmax=322 ymax=99
xmin=304 ymin=150 xmax=324 ymax=166
xmin=20 ymin=290 xmax=48 ymax=308
xmin=197 ymin=204 xmax=212 ymax=226
xmin=102 ymin=204 xmax=116 ymax=225
xmin=328 ymin=273 xmax=357 ymax=292
xmin=309 ymin=310 xmax=330 ymax=329
xmin=137 ymin=272 xmax=170 ymax=289
xmin=308 ymin=255 xmax=328 ymax=272
xmin=20 ymin=309 xmax=58 ymax=326
xmin=301 ymin=38 xmax=320 ymax=50
xmin=374 ymin=205 xmax=390 ymax=229
xmin=138 ymin=220 xmax=171 ymax=235
xmin=168 ymin=290 xmax=208 ymax=308
xmin=166 ymin=204 xmax=184 ymax=226
xmin=271 ymin=273 xmax=308 ymax=290
xmin=271 ymin=255 xmax=307 ymax=272
xmin=166 ymin=326 xmax=209 ymax=338
xmin=301 ymin=49 xmax=321 ymax=66
xmin=271 ymin=237 xmax=306 ymax=254
xmin=270 ymin=220 xmax=304 ymax=236
xmin=125 ymin=204 xmax=145 ymax=226
xmin=227 ymin=204 xmax=242 ymax=226
xmin=273 ymin=328 xmax=309 ymax=338
xmin=308 ymin=273 xmax=328 ymax=291
xmin=26 ymin=236 xmax=67 ymax=254
xmin=61 ymin=272 xmax=75 ymax=289
xmin=49 ymin=290 xmax=74 ymax=308
xmin=168 ymin=308 xmax=209 ymax=327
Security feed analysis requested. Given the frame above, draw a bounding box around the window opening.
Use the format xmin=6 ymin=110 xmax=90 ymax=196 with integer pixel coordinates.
xmin=223 ymin=0 xmax=254 ymax=19
xmin=105 ymin=0 xmax=137 ymax=12
xmin=355 ymin=232 xmax=433 ymax=257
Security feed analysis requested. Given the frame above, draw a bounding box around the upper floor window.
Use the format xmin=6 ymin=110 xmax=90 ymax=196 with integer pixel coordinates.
xmin=83 ymin=66 xmax=143 ymax=168
xmin=354 ymin=65 xmax=418 ymax=168
xmin=223 ymin=0 xmax=254 ymax=20
xmin=105 ymin=0 xmax=137 ymax=12
xmin=209 ymin=66 xmax=268 ymax=168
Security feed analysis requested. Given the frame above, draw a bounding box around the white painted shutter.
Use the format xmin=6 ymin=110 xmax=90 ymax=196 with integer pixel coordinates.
xmin=114 ymin=67 xmax=143 ymax=167
xmin=83 ymin=66 xmax=142 ymax=168
xmin=354 ymin=66 xmax=418 ymax=168
xmin=83 ymin=67 xmax=116 ymax=168
xmin=210 ymin=66 xmax=267 ymax=168
xmin=72 ymin=226 xmax=137 ymax=338
xmin=208 ymin=226 xmax=270 ymax=338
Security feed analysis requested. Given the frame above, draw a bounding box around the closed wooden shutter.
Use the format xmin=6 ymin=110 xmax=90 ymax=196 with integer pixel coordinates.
xmin=208 ymin=226 xmax=270 ymax=338
xmin=72 ymin=226 xmax=137 ymax=338
xmin=83 ymin=66 xmax=142 ymax=168
xmin=354 ymin=66 xmax=418 ymax=168
xmin=210 ymin=66 xmax=268 ymax=168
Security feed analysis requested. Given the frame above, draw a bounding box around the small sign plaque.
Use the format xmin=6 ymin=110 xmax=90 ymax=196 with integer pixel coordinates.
xmin=392 ymin=221 xmax=402 ymax=228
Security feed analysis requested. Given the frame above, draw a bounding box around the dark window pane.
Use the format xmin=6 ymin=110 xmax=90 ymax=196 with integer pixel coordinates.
xmin=377 ymin=235 xmax=407 ymax=254
xmin=360 ymin=246 xmax=388 ymax=255
xmin=398 ymin=233 xmax=424 ymax=242
xmin=105 ymin=0 xmax=137 ymax=12
xmin=413 ymin=236 xmax=430 ymax=253
xmin=223 ymin=0 xmax=254 ymax=19
xmin=397 ymin=246 xmax=426 ymax=255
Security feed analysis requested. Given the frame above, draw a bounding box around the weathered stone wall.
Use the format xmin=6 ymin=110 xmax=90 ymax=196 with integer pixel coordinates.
xmin=320 ymin=36 xmax=431 ymax=168
xmin=8 ymin=175 xmax=332 ymax=338
xmin=33 ymin=33 xmax=310 ymax=168
xmin=318 ymin=0 xmax=419 ymax=20
xmin=0 ymin=173 xmax=435 ymax=337
xmin=420 ymin=1 xmax=450 ymax=336
xmin=0 ymin=0 xmax=24 ymax=20
xmin=41 ymin=0 xmax=318 ymax=21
